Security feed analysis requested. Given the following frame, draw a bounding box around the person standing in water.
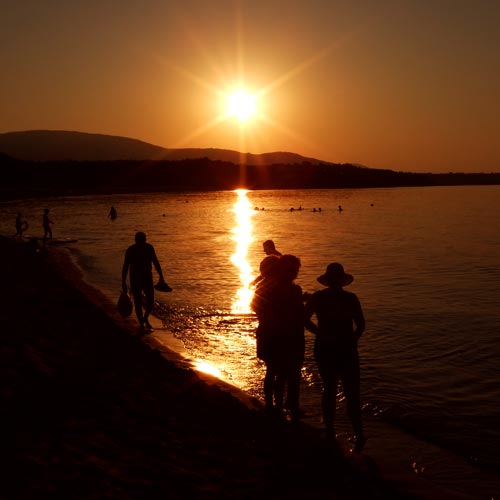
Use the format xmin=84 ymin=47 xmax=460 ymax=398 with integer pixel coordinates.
xmin=252 ymin=255 xmax=305 ymax=422
xmin=304 ymin=262 xmax=366 ymax=452
xmin=251 ymin=240 xmax=283 ymax=287
xmin=15 ymin=213 xmax=28 ymax=238
xmin=108 ymin=206 xmax=117 ymax=221
xmin=263 ymin=239 xmax=282 ymax=257
xmin=42 ymin=208 xmax=53 ymax=244
xmin=121 ymin=231 xmax=167 ymax=332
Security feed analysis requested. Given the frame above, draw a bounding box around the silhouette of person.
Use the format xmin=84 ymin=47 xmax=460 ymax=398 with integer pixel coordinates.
xmin=15 ymin=213 xmax=28 ymax=238
xmin=305 ymin=263 xmax=366 ymax=452
xmin=252 ymin=254 xmax=280 ymax=361
xmin=252 ymin=240 xmax=283 ymax=287
xmin=42 ymin=208 xmax=53 ymax=244
xmin=251 ymin=255 xmax=305 ymax=422
xmin=108 ymin=206 xmax=117 ymax=221
xmin=263 ymin=239 xmax=282 ymax=257
xmin=121 ymin=231 xmax=166 ymax=332
xmin=338 ymin=205 xmax=343 ymax=212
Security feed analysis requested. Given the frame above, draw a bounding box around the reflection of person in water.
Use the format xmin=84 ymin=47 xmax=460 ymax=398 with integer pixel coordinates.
xmin=121 ymin=231 xmax=166 ymax=332
xmin=251 ymin=255 xmax=305 ymax=422
xmin=42 ymin=208 xmax=53 ymax=244
xmin=305 ymin=262 xmax=366 ymax=452
xmin=108 ymin=206 xmax=117 ymax=221
xmin=15 ymin=213 xmax=28 ymax=238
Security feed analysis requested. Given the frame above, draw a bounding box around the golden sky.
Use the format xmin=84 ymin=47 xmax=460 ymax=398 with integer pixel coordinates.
xmin=1 ymin=0 xmax=499 ymax=173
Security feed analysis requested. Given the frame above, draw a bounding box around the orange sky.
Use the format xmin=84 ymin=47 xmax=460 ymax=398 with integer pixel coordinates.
xmin=1 ymin=0 xmax=499 ymax=173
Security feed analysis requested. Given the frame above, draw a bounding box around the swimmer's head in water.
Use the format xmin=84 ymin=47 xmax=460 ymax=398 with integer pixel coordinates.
xmin=135 ymin=231 xmax=147 ymax=244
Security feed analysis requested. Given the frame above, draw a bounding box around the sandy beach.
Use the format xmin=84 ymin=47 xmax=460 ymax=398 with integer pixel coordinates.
xmin=1 ymin=235 xmax=463 ymax=499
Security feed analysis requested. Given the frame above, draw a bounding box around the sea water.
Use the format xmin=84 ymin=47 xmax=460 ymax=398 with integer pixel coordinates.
xmin=2 ymin=186 xmax=500 ymax=498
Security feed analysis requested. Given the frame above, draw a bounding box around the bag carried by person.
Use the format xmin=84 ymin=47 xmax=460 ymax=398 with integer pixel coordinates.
xmin=117 ymin=291 xmax=133 ymax=317
xmin=154 ymin=279 xmax=173 ymax=292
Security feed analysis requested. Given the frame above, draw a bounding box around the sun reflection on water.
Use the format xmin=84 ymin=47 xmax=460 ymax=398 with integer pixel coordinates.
xmin=193 ymin=359 xmax=222 ymax=378
xmin=230 ymin=189 xmax=256 ymax=314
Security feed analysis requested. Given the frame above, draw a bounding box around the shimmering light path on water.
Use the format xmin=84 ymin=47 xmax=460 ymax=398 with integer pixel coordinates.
xmin=230 ymin=189 xmax=256 ymax=314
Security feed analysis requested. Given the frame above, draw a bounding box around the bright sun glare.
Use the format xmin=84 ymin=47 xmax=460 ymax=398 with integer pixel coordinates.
xmin=226 ymin=89 xmax=257 ymax=122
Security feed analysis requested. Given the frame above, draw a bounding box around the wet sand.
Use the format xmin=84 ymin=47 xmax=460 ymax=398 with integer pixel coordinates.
xmin=0 ymin=235 xmax=459 ymax=499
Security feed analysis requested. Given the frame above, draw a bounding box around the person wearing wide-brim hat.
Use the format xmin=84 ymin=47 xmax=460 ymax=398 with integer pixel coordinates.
xmin=305 ymin=262 xmax=367 ymax=453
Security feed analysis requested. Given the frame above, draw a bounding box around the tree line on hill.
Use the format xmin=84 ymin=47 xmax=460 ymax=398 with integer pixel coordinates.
xmin=1 ymin=153 xmax=499 ymax=199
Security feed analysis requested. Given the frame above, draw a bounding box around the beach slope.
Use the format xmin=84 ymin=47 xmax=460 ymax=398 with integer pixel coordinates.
xmin=1 ymin=235 xmax=418 ymax=499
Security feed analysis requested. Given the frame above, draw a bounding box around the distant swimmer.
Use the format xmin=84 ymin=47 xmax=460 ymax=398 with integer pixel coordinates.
xmin=15 ymin=212 xmax=28 ymax=238
xmin=42 ymin=208 xmax=53 ymax=244
xmin=108 ymin=206 xmax=117 ymax=221
xmin=338 ymin=205 xmax=343 ymax=212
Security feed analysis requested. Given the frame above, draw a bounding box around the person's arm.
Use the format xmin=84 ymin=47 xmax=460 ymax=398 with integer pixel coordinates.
xmin=304 ymin=294 xmax=319 ymax=335
xmin=121 ymin=250 xmax=130 ymax=292
xmin=352 ymin=295 xmax=365 ymax=341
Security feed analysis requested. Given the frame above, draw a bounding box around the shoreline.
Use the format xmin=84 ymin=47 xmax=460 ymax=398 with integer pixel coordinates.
xmin=1 ymin=235 xmax=467 ymax=499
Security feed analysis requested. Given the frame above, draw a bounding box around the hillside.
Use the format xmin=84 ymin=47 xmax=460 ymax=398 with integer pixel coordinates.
xmin=0 ymin=130 xmax=322 ymax=165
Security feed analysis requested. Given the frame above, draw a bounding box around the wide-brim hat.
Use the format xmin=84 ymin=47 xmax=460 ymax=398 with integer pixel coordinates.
xmin=317 ymin=263 xmax=354 ymax=287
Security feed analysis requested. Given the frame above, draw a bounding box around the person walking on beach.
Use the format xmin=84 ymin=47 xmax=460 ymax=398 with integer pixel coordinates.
xmin=251 ymin=254 xmax=305 ymax=422
xmin=304 ymin=262 xmax=366 ymax=452
xmin=42 ymin=208 xmax=53 ymax=244
xmin=121 ymin=231 xmax=167 ymax=332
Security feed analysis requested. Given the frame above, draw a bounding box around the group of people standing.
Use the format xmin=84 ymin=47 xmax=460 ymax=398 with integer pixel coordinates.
xmin=14 ymin=208 xmax=53 ymax=244
xmin=251 ymin=240 xmax=367 ymax=453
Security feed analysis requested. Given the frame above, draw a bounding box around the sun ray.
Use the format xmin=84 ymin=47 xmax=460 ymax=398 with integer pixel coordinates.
xmin=146 ymin=15 xmax=359 ymax=158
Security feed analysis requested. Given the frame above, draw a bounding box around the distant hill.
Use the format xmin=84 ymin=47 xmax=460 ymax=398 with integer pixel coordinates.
xmin=0 ymin=130 xmax=325 ymax=165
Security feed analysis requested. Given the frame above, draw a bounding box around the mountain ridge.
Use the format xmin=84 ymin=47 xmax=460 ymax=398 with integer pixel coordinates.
xmin=0 ymin=130 xmax=329 ymax=166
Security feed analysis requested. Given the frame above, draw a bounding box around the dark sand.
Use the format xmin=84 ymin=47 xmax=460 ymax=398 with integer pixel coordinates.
xmin=0 ymin=236 xmax=454 ymax=499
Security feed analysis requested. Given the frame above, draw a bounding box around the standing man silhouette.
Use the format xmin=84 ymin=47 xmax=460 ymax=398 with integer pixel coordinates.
xmin=121 ymin=231 xmax=167 ymax=332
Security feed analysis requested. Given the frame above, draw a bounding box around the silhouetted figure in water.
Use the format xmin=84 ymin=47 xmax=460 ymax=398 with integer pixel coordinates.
xmin=108 ymin=206 xmax=117 ymax=221
xmin=251 ymin=255 xmax=305 ymax=422
xmin=305 ymin=263 xmax=366 ymax=452
xmin=338 ymin=205 xmax=343 ymax=212
xmin=15 ymin=213 xmax=28 ymax=238
xmin=263 ymin=239 xmax=282 ymax=257
xmin=42 ymin=208 xmax=53 ymax=244
xmin=252 ymin=254 xmax=280 ymax=360
xmin=252 ymin=240 xmax=282 ymax=287
xmin=122 ymin=231 xmax=167 ymax=332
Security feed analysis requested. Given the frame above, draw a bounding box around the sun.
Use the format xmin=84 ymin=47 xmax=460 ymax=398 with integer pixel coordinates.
xmin=226 ymin=89 xmax=257 ymax=122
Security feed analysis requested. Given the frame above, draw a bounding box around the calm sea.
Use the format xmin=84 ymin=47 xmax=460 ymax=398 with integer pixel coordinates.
xmin=2 ymin=186 xmax=500 ymax=498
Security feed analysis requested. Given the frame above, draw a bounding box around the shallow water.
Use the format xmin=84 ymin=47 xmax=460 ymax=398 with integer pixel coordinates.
xmin=2 ymin=186 xmax=500 ymax=498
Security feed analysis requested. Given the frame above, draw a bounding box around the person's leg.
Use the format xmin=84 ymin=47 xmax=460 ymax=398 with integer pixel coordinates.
xmin=131 ymin=288 xmax=144 ymax=326
xmin=142 ymin=280 xmax=155 ymax=328
xmin=263 ymin=365 xmax=275 ymax=411
xmin=274 ymin=368 xmax=286 ymax=414
xmin=340 ymin=351 xmax=365 ymax=451
xmin=317 ymin=358 xmax=339 ymax=432
xmin=286 ymin=363 xmax=302 ymax=422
